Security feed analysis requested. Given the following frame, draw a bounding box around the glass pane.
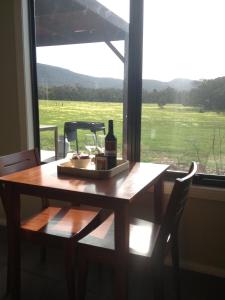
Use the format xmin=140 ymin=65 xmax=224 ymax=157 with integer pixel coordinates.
xmin=34 ymin=0 xmax=129 ymax=162
xmin=141 ymin=0 xmax=225 ymax=175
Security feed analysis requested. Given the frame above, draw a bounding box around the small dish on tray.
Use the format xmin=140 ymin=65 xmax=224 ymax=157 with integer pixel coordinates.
xmin=57 ymin=159 xmax=129 ymax=179
xmin=70 ymin=153 xmax=91 ymax=168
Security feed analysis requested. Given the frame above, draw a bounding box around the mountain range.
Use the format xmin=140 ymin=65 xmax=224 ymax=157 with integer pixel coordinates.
xmin=37 ymin=63 xmax=195 ymax=92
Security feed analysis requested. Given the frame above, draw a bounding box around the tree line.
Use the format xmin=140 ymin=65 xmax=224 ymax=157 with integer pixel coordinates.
xmin=38 ymin=85 xmax=123 ymax=102
xmin=38 ymin=76 xmax=225 ymax=111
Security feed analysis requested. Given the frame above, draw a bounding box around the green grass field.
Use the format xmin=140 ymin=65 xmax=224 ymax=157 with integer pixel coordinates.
xmin=39 ymin=100 xmax=225 ymax=174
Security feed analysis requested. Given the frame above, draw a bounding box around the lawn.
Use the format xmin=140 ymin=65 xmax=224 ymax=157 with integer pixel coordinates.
xmin=39 ymin=100 xmax=225 ymax=174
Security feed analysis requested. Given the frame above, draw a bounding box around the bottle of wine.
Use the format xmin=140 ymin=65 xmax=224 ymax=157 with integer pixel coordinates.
xmin=105 ymin=120 xmax=117 ymax=169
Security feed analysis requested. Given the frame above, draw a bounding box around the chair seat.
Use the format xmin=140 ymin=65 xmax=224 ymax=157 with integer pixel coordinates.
xmin=21 ymin=206 xmax=101 ymax=239
xmin=79 ymin=214 xmax=161 ymax=258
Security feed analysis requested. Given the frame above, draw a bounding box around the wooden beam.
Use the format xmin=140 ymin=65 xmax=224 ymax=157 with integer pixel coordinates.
xmin=105 ymin=41 xmax=125 ymax=63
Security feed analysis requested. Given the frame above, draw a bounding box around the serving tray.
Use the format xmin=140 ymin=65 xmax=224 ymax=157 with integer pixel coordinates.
xmin=57 ymin=159 xmax=129 ymax=179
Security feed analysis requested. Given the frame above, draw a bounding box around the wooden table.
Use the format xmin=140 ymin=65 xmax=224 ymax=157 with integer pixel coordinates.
xmin=0 ymin=160 xmax=169 ymax=300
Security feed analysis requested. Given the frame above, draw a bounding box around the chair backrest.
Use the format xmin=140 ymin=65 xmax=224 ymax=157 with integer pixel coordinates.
xmin=64 ymin=121 xmax=105 ymax=142
xmin=0 ymin=149 xmax=40 ymax=211
xmin=63 ymin=121 xmax=105 ymax=156
xmin=153 ymin=161 xmax=198 ymax=259
xmin=0 ymin=149 xmax=40 ymax=177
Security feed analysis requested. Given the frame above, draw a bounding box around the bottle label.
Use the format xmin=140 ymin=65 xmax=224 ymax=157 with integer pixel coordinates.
xmin=105 ymin=141 xmax=117 ymax=156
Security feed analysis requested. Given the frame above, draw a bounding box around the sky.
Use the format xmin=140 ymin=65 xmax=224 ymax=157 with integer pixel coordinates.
xmin=36 ymin=0 xmax=225 ymax=82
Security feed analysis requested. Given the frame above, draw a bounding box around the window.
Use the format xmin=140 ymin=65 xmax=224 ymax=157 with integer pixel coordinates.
xmin=141 ymin=0 xmax=225 ymax=176
xmin=32 ymin=0 xmax=129 ymax=162
xmin=30 ymin=0 xmax=225 ymax=184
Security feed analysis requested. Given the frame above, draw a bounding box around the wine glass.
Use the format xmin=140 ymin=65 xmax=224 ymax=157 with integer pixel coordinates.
xmin=84 ymin=133 xmax=97 ymax=157
xmin=96 ymin=134 xmax=105 ymax=154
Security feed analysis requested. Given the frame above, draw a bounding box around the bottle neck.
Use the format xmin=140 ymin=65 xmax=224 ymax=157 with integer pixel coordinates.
xmin=108 ymin=120 xmax=114 ymax=135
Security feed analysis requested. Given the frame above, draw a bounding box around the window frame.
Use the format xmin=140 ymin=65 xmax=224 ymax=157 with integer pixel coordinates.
xmin=28 ymin=0 xmax=40 ymax=151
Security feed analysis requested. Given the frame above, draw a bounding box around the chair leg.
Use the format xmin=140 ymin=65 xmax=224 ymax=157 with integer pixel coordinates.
xmin=114 ymin=265 xmax=128 ymax=300
xmin=40 ymin=197 xmax=48 ymax=264
xmin=77 ymin=252 xmax=89 ymax=300
xmin=3 ymin=200 xmax=10 ymax=295
xmin=64 ymin=241 xmax=75 ymax=300
xmin=6 ymin=254 xmax=11 ymax=295
xmin=171 ymin=235 xmax=181 ymax=300
xmin=153 ymin=267 xmax=164 ymax=300
xmin=40 ymin=245 xmax=47 ymax=263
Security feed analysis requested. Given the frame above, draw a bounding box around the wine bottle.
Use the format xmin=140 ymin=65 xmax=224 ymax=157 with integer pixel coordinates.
xmin=105 ymin=120 xmax=117 ymax=169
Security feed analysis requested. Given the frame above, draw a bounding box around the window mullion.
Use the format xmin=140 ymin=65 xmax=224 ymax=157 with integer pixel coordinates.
xmin=125 ymin=0 xmax=144 ymax=162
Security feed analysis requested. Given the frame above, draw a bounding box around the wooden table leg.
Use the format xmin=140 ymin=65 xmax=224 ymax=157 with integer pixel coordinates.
xmin=114 ymin=204 xmax=129 ymax=300
xmin=6 ymin=184 xmax=21 ymax=300
xmin=154 ymin=177 xmax=164 ymax=223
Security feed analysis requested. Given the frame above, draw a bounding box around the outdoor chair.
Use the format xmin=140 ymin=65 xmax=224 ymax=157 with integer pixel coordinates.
xmin=0 ymin=149 xmax=108 ymax=300
xmin=63 ymin=121 xmax=105 ymax=156
xmin=77 ymin=161 xmax=198 ymax=300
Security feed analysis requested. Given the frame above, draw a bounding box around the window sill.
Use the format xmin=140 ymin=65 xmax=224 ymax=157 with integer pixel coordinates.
xmin=164 ymin=169 xmax=225 ymax=188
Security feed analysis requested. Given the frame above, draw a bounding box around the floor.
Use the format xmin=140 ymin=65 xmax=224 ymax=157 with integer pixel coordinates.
xmin=0 ymin=226 xmax=224 ymax=300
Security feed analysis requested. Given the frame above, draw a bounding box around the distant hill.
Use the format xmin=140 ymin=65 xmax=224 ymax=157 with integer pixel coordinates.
xmin=37 ymin=64 xmax=123 ymax=89
xmin=37 ymin=63 xmax=195 ymax=91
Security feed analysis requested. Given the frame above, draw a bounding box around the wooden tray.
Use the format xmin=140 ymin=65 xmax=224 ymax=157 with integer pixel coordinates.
xmin=57 ymin=159 xmax=129 ymax=179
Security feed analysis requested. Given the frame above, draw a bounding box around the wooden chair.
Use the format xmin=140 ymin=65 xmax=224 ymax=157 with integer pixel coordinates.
xmin=0 ymin=149 xmax=107 ymax=300
xmin=77 ymin=161 xmax=198 ymax=300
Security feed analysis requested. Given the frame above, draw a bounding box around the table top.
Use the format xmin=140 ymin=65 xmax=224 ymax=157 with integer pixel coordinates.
xmin=0 ymin=160 xmax=169 ymax=205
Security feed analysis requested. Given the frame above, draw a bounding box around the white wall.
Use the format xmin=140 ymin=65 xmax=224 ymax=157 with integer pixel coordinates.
xmin=0 ymin=0 xmax=33 ymax=156
xmin=0 ymin=0 xmax=39 ymax=223
xmin=167 ymin=183 xmax=225 ymax=278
